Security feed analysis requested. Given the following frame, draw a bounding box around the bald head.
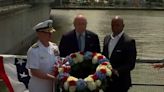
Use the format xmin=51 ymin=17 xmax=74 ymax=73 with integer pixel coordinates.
xmin=112 ymin=16 xmax=124 ymax=25
xmin=73 ymin=14 xmax=87 ymax=33
xmin=111 ymin=16 xmax=124 ymax=36
xmin=74 ymin=14 xmax=87 ymax=23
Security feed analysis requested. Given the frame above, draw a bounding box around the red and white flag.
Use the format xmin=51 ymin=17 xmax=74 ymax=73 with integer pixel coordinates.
xmin=0 ymin=55 xmax=30 ymax=92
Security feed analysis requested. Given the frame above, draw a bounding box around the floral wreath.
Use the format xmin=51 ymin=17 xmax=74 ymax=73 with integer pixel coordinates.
xmin=54 ymin=51 xmax=112 ymax=92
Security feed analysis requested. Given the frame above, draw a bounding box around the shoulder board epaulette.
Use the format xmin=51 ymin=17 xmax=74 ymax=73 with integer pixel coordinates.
xmin=31 ymin=43 xmax=39 ymax=48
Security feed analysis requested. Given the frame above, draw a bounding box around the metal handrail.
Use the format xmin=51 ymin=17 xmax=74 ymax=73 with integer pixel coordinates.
xmin=0 ymin=0 xmax=29 ymax=7
xmin=133 ymin=83 xmax=164 ymax=86
xmin=132 ymin=60 xmax=164 ymax=87
xmin=136 ymin=59 xmax=164 ymax=63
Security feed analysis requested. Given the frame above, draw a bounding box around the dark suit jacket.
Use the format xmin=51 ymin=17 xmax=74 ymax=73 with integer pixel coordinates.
xmin=59 ymin=30 xmax=100 ymax=57
xmin=102 ymin=33 xmax=137 ymax=91
xmin=59 ymin=30 xmax=100 ymax=79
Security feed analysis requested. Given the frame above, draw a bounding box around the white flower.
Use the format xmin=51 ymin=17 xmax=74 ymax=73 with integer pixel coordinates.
xmin=96 ymin=65 xmax=101 ymax=71
xmin=96 ymin=53 xmax=102 ymax=56
xmin=92 ymin=56 xmax=98 ymax=64
xmin=84 ymin=76 xmax=94 ymax=82
xmin=73 ymin=58 xmax=79 ymax=64
xmin=92 ymin=53 xmax=103 ymax=64
xmin=107 ymin=64 xmax=112 ymax=69
xmin=76 ymin=53 xmax=84 ymax=62
xmin=58 ymin=67 xmax=63 ymax=73
xmin=71 ymin=52 xmax=84 ymax=64
xmin=96 ymin=65 xmax=107 ymax=73
xmin=95 ymin=80 xmax=102 ymax=87
xmin=87 ymin=81 xmax=96 ymax=91
xmin=67 ymin=76 xmax=78 ymax=82
xmin=99 ymin=89 xmax=104 ymax=92
xmin=106 ymin=69 xmax=112 ymax=77
xmin=69 ymin=86 xmax=76 ymax=92
xmin=64 ymin=82 xmax=69 ymax=90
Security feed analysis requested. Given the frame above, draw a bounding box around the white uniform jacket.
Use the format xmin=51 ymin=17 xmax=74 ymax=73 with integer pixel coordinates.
xmin=26 ymin=41 xmax=59 ymax=92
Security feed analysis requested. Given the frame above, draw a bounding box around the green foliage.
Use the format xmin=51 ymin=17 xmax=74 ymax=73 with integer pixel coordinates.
xmin=70 ymin=59 xmax=98 ymax=79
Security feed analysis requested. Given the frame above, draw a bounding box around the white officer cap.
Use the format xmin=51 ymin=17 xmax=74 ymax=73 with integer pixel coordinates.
xmin=33 ymin=19 xmax=56 ymax=33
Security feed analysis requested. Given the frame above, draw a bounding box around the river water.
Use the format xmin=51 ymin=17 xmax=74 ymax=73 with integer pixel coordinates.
xmin=50 ymin=9 xmax=164 ymax=60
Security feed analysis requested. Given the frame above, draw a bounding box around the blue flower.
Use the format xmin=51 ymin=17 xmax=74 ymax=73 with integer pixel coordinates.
xmin=65 ymin=56 xmax=74 ymax=66
xmin=57 ymin=73 xmax=69 ymax=80
xmin=76 ymin=79 xmax=87 ymax=91
xmin=98 ymin=58 xmax=109 ymax=64
xmin=84 ymin=51 xmax=93 ymax=60
xmin=95 ymin=71 xmax=106 ymax=80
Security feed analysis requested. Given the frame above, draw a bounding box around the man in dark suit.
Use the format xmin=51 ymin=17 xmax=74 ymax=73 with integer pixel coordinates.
xmin=59 ymin=14 xmax=100 ymax=79
xmin=59 ymin=14 xmax=100 ymax=57
xmin=102 ymin=16 xmax=137 ymax=92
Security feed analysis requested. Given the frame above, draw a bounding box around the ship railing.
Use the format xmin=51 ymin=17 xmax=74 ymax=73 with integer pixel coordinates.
xmin=0 ymin=56 xmax=164 ymax=92
xmin=0 ymin=0 xmax=29 ymax=7
xmin=129 ymin=59 xmax=164 ymax=92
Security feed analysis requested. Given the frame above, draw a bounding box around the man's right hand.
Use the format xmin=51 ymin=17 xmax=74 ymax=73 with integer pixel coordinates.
xmin=152 ymin=63 xmax=164 ymax=70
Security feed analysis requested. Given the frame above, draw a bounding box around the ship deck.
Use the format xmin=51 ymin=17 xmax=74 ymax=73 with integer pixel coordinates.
xmin=0 ymin=60 xmax=164 ymax=92
xmin=129 ymin=61 xmax=164 ymax=92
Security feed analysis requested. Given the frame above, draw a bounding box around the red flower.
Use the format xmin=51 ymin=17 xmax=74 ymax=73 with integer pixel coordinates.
xmin=69 ymin=80 xmax=76 ymax=86
xmin=92 ymin=74 xmax=98 ymax=80
xmin=100 ymin=69 xmax=107 ymax=74
xmin=101 ymin=62 xmax=108 ymax=65
xmin=63 ymin=67 xmax=67 ymax=73
xmin=98 ymin=56 xmax=104 ymax=60
xmin=62 ymin=76 xmax=68 ymax=82
xmin=63 ymin=66 xmax=71 ymax=73
xmin=92 ymin=52 xmax=97 ymax=57
xmin=63 ymin=59 xmax=67 ymax=64
xmin=54 ymin=70 xmax=59 ymax=77
xmin=79 ymin=52 xmax=84 ymax=55
xmin=71 ymin=54 xmax=76 ymax=58
xmin=54 ymin=66 xmax=59 ymax=76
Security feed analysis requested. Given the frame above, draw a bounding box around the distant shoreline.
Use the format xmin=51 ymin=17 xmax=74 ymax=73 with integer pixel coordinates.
xmin=52 ymin=6 xmax=164 ymax=11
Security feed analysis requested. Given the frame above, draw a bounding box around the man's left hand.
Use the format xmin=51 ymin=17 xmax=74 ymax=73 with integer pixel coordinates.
xmin=112 ymin=69 xmax=119 ymax=77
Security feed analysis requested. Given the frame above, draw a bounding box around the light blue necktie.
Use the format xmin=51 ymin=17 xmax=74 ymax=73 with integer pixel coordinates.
xmin=78 ymin=33 xmax=85 ymax=51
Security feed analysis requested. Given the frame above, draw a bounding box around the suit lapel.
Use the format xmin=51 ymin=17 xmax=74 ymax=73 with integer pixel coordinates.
xmin=103 ymin=35 xmax=111 ymax=58
xmin=84 ymin=31 xmax=90 ymax=51
xmin=106 ymin=35 xmax=111 ymax=53
xmin=73 ymin=30 xmax=80 ymax=50
xmin=107 ymin=36 xmax=111 ymax=48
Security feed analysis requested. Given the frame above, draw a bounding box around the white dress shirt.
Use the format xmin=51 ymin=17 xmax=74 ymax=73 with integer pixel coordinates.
xmin=108 ymin=31 xmax=124 ymax=58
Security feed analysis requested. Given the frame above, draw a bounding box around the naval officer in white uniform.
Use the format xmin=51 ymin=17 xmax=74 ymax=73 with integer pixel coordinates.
xmin=26 ymin=19 xmax=59 ymax=92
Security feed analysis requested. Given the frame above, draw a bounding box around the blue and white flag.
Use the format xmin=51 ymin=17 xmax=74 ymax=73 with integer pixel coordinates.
xmin=0 ymin=55 xmax=30 ymax=92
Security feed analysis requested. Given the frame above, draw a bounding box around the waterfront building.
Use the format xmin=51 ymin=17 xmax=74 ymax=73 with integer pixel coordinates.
xmin=107 ymin=0 xmax=147 ymax=7
xmin=132 ymin=0 xmax=140 ymax=7
xmin=0 ymin=0 xmax=55 ymax=54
